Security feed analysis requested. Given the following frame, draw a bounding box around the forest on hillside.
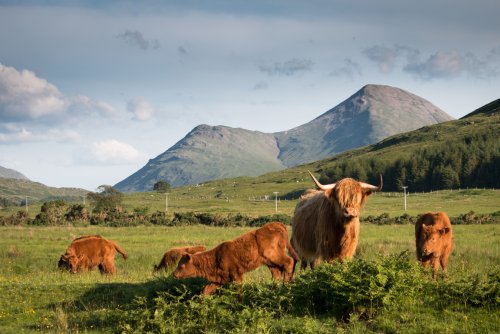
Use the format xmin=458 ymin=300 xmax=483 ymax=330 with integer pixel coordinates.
xmin=319 ymin=131 xmax=499 ymax=191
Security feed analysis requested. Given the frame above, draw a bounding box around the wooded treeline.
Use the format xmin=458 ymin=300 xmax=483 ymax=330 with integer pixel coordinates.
xmin=319 ymin=131 xmax=499 ymax=191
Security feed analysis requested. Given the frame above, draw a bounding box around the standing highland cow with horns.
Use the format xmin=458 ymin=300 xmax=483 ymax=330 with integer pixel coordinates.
xmin=291 ymin=171 xmax=382 ymax=269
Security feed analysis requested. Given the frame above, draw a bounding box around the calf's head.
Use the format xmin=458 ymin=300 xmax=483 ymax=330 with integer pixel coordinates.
xmin=58 ymin=254 xmax=80 ymax=273
xmin=173 ymin=254 xmax=197 ymax=279
xmin=308 ymin=171 xmax=382 ymax=219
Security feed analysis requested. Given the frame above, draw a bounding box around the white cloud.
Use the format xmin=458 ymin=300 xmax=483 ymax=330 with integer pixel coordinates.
xmin=0 ymin=63 xmax=68 ymax=121
xmin=91 ymin=139 xmax=145 ymax=164
xmin=0 ymin=123 xmax=82 ymax=144
xmin=0 ymin=63 xmax=121 ymax=145
xmin=0 ymin=63 xmax=119 ymax=124
xmin=127 ymin=98 xmax=155 ymax=121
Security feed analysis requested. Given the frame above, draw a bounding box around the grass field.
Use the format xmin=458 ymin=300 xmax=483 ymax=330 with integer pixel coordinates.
xmin=0 ymin=223 xmax=498 ymax=333
xmin=2 ymin=187 xmax=498 ymax=220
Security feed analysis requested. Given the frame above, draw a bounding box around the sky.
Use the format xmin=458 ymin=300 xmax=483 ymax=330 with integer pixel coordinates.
xmin=1 ymin=0 xmax=499 ymax=191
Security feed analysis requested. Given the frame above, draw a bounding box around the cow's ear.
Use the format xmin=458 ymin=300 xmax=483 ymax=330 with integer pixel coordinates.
xmin=325 ymin=188 xmax=334 ymax=200
xmin=185 ymin=254 xmax=192 ymax=262
xmin=440 ymin=227 xmax=450 ymax=234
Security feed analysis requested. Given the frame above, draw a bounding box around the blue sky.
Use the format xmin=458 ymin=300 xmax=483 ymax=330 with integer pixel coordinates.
xmin=1 ymin=0 xmax=499 ymax=190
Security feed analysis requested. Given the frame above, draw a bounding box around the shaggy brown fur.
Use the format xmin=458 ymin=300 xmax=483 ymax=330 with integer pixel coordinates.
xmin=58 ymin=236 xmax=128 ymax=274
xmin=153 ymin=245 xmax=207 ymax=272
xmin=291 ymin=172 xmax=381 ymax=269
xmin=415 ymin=212 xmax=453 ymax=280
xmin=173 ymin=222 xmax=299 ymax=295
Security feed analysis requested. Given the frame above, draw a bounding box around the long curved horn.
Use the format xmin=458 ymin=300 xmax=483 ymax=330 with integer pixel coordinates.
xmin=308 ymin=170 xmax=335 ymax=190
xmin=359 ymin=174 xmax=383 ymax=191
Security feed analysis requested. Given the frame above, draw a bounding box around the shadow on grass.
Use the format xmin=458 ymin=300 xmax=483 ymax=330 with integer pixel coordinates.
xmin=44 ymin=276 xmax=209 ymax=331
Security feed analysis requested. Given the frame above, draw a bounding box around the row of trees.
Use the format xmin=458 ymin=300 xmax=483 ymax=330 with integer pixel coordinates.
xmin=320 ymin=132 xmax=499 ymax=191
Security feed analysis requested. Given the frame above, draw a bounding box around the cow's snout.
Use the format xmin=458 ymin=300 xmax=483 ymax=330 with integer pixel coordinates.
xmin=344 ymin=207 xmax=359 ymax=218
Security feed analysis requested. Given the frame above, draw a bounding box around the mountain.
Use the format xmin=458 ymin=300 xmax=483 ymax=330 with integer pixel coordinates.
xmin=275 ymin=84 xmax=454 ymax=167
xmin=115 ymin=84 xmax=454 ymax=192
xmin=115 ymin=125 xmax=285 ymax=192
xmin=0 ymin=166 xmax=30 ymax=180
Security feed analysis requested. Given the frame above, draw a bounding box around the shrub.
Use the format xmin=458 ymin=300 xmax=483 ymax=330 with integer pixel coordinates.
xmin=248 ymin=214 xmax=291 ymax=227
xmin=118 ymin=252 xmax=429 ymax=332
xmin=30 ymin=200 xmax=67 ymax=225
xmin=0 ymin=210 xmax=30 ymax=226
xmin=65 ymin=204 xmax=89 ymax=223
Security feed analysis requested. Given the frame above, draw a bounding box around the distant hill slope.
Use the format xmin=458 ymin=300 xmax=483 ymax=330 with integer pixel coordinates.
xmin=463 ymin=98 xmax=500 ymax=118
xmin=115 ymin=125 xmax=285 ymax=192
xmin=301 ymin=99 xmax=500 ymax=191
xmin=0 ymin=166 xmax=30 ymax=180
xmin=0 ymin=178 xmax=89 ymax=206
xmin=275 ymin=84 xmax=453 ymax=167
xmin=115 ymin=84 xmax=454 ymax=192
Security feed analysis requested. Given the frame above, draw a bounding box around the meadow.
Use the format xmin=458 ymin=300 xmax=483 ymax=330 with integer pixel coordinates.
xmin=0 ymin=221 xmax=498 ymax=333
xmin=0 ymin=188 xmax=499 ymax=333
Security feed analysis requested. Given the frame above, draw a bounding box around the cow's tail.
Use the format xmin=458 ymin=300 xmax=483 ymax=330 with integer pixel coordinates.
xmin=112 ymin=241 xmax=129 ymax=260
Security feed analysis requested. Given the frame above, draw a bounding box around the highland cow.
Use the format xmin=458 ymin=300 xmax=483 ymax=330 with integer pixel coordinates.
xmin=291 ymin=171 xmax=382 ymax=269
xmin=58 ymin=235 xmax=128 ymax=274
xmin=153 ymin=245 xmax=207 ymax=272
xmin=173 ymin=222 xmax=299 ymax=295
xmin=415 ymin=212 xmax=453 ymax=279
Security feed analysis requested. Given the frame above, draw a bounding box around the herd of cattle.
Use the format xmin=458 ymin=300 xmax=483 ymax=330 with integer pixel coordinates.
xmin=58 ymin=171 xmax=453 ymax=294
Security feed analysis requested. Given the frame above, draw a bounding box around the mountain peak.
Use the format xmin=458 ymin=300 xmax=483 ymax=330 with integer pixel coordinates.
xmin=0 ymin=166 xmax=30 ymax=181
xmin=274 ymin=84 xmax=454 ymax=167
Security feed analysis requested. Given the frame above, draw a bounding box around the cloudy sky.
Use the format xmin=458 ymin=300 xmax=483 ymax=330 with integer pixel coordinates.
xmin=1 ymin=0 xmax=499 ymax=191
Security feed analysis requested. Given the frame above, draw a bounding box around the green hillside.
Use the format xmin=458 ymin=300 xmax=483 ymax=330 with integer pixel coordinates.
xmin=299 ymin=100 xmax=499 ymax=191
xmin=0 ymin=177 xmax=88 ymax=207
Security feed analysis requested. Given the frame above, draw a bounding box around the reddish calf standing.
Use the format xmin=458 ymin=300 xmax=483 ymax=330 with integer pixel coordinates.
xmin=415 ymin=212 xmax=453 ymax=280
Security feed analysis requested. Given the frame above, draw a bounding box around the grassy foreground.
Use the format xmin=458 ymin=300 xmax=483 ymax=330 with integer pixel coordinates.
xmin=0 ymin=224 xmax=498 ymax=333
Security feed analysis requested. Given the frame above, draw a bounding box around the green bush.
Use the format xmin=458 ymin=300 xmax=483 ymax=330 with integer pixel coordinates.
xmin=30 ymin=200 xmax=67 ymax=225
xmin=0 ymin=210 xmax=30 ymax=226
xmin=118 ymin=252 xmax=499 ymax=333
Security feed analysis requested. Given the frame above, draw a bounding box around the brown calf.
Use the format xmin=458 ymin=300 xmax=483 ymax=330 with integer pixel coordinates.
xmin=415 ymin=212 xmax=453 ymax=280
xmin=58 ymin=235 xmax=128 ymax=274
xmin=153 ymin=245 xmax=207 ymax=272
xmin=173 ymin=222 xmax=299 ymax=295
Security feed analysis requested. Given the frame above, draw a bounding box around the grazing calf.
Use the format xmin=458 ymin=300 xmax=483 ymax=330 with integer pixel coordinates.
xmin=173 ymin=222 xmax=299 ymax=295
xmin=415 ymin=212 xmax=453 ymax=280
xmin=153 ymin=245 xmax=207 ymax=272
xmin=58 ymin=235 xmax=128 ymax=274
xmin=291 ymin=171 xmax=382 ymax=269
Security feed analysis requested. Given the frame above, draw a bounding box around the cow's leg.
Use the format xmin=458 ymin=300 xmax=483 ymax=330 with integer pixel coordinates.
xmin=202 ymin=283 xmax=220 ymax=295
xmin=267 ymin=265 xmax=283 ymax=282
xmin=310 ymin=258 xmax=320 ymax=270
xmin=101 ymin=258 xmax=115 ymax=275
xmin=430 ymin=257 xmax=440 ymax=280
xmin=265 ymin=250 xmax=296 ymax=282
xmin=440 ymin=255 xmax=449 ymax=280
